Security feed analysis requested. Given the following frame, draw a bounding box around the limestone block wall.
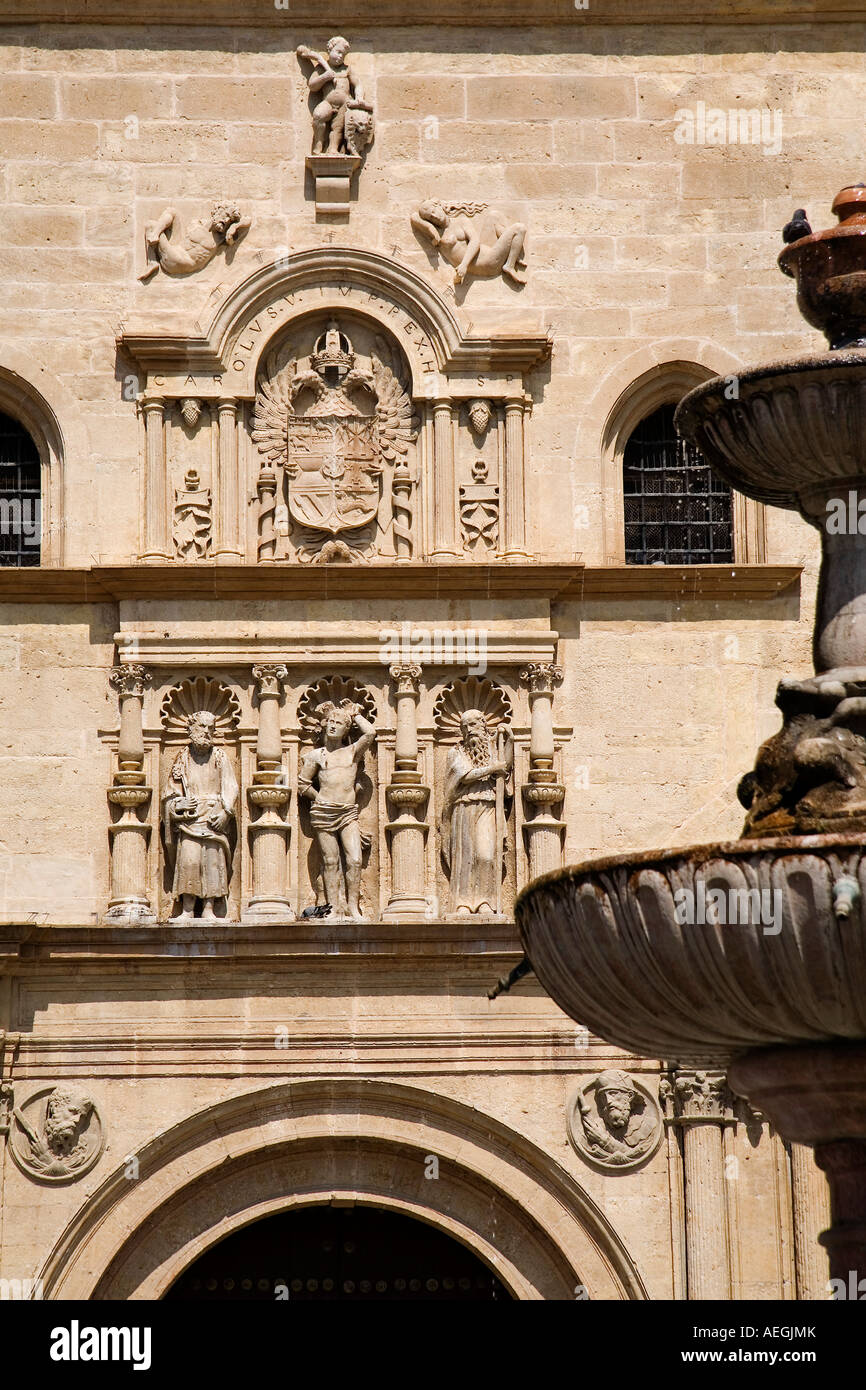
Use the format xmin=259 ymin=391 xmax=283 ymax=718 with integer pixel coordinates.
xmin=0 ymin=20 xmax=849 ymax=569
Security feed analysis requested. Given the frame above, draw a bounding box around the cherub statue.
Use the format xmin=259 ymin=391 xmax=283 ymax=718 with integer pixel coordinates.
xmin=298 ymin=699 xmax=376 ymax=920
xmin=139 ymin=201 xmax=251 ymax=282
xmin=411 ymin=200 xmax=528 ymax=286
xmin=297 ymin=36 xmax=374 ymax=157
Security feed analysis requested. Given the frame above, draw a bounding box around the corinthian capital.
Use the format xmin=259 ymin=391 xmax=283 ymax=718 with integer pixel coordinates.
xmin=109 ymin=664 xmax=150 ymax=698
xmin=519 ymin=663 xmax=563 ymax=695
xmin=669 ymin=1068 xmax=732 ymax=1122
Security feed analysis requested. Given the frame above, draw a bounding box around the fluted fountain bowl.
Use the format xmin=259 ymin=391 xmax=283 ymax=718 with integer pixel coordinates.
xmin=515 ymin=833 xmax=866 ymax=1060
xmin=675 ymin=350 xmax=866 ymax=510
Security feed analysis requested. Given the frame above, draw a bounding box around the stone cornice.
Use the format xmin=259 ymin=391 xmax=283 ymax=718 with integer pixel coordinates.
xmin=0 ymin=563 xmax=802 ymax=604
xmin=0 ymin=1 xmax=858 ymax=24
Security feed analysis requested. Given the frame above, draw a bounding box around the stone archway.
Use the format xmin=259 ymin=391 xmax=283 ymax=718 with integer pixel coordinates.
xmin=39 ymin=1079 xmax=647 ymax=1302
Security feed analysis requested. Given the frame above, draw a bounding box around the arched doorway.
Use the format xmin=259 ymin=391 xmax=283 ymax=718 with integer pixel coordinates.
xmin=164 ymin=1205 xmax=512 ymax=1301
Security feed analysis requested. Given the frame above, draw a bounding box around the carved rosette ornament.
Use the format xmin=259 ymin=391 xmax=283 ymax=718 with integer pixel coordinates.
xmin=385 ymin=664 xmax=429 ymax=920
xmin=106 ymin=664 xmax=155 ymax=925
xmin=10 ymin=1086 xmax=105 ymax=1184
xmin=568 ymin=1071 xmax=663 ymax=1172
xmin=520 ymin=663 xmax=565 ymax=881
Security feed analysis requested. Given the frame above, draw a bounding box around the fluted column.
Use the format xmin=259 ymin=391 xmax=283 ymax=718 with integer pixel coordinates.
xmin=215 ymin=399 xmax=243 ymax=563
xmin=502 ymin=395 xmax=530 ymax=559
xmin=248 ymin=664 xmax=293 ymax=922
xmin=384 ymin=664 xmax=429 ymax=919
xmin=669 ymin=1068 xmax=734 ymax=1300
xmin=431 ymin=401 xmax=458 ymax=559
xmin=790 ymin=1142 xmax=831 ymax=1299
xmin=141 ymin=398 xmax=169 ymax=561
xmin=520 ymin=663 xmax=565 ymax=880
xmin=106 ymin=664 xmax=155 ymax=924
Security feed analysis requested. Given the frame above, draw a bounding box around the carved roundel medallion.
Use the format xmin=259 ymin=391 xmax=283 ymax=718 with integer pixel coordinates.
xmin=9 ymin=1085 xmax=106 ymax=1184
xmin=567 ymin=1071 xmax=662 ymax=1173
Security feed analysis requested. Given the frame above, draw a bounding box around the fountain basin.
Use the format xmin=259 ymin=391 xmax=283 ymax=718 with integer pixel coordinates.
xmin=515 ymin=833 xmax=866 ymax=1059
xmin=674 ymin=351 xmax=866 ymax=510
xmin=778 ymin=184 xmax=866 ymax=350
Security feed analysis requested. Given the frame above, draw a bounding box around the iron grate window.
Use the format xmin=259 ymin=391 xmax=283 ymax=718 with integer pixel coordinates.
xmin=0 ymin=411 xmax=41 ymax=567
xmin=623 ymin=403 xmax=733 ymax=565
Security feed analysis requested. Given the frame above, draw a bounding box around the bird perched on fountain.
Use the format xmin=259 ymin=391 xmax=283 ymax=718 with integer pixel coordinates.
xmin=300 ymin=904 xmax=332 ymax=919
xmin=782 ymin=208 xmax=812 ymax=244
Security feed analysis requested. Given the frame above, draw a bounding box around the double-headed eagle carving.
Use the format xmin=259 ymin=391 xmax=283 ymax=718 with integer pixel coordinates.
xmin=252 ymin=322 xmax=415 ymax=558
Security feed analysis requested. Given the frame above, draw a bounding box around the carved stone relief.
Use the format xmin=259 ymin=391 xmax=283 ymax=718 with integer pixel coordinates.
xmin=139 ymin=203 xmax=251 ymax=282
xmin=173 ymin=469 xmax=212 ymax=560
xmin=252 ymin=320 xmax=415 ymax=563
xmin=10 ymin=1086 xmax=105 ymax=1183
xmin=435 ymin=678 xmax=513 ymax=916
xmin=411 ymin=201 xmax=528 ymax=286
xmin=160 ymin=677 xmax=240 ymax=922
xmin=297 ymin=677 xmax=377 ymax=920
xmin=568 ymin=1071 xmax=663 ymax=1171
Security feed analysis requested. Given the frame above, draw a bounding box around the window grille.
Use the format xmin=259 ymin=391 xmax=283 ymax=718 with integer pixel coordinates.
xmin=0 ymin=411 xmax=41 ymax=567
xmin=623 ymin=403 xmax=733 ymax=565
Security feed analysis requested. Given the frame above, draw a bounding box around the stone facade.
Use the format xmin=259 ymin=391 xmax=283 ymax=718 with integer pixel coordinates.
xmin=0 ymin=4 xmax=840 ymax=1298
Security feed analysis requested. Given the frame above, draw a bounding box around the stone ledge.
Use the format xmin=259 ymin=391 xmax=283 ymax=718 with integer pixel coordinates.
xmin=0 ymin=919 xmax=523 ymax=964
xmin=0 ymin=562 xmax=802 ymax=603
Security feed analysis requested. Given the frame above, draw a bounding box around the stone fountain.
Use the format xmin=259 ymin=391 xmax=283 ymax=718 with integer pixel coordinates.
xmin=516 ymin=185 xmax=866 ymax=1291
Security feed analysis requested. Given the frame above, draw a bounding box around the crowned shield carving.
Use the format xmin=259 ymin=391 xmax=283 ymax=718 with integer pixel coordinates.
xmin=253 ymin=321 xmax=414 ymax=561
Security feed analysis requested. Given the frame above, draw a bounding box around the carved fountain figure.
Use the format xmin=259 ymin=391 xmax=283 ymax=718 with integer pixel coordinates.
xmin=516 ymin=184 xmax=866 ymax=1291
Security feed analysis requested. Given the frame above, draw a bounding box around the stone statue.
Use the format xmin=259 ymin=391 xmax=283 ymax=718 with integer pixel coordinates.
xmin=11 ymin=1087 xmax=103 ymax=1182
xmin=297 ymin=37 xmax=374 ymax=157
xmin=139 ymin=202 xmax=251 ymax=282
xmin=411 ymin=200 xmax=528 ymax=286
xmin=440 ymin=709 xmax=512 ymax=915
xmin=298 ymin=700 xmax=376 ymax=920
xmin=738 ymin=673 xmax=866 ymax=836
xmin=162 ymin=710 xmax=238 ymax=921
xmin=570 ymin=1071 xmax=661 ymax=1170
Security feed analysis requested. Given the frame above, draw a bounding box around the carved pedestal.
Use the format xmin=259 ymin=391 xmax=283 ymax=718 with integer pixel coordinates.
xmin=106 ymin=665 xmax=156 ymax=925
xmin=247 ymin=665 xmax=293 ymax=922
xmin=306 ymin=155 xmax=361 ymax=216
xmin=385 ymin=665 xmax=429 ymax=918
xmin=520 ymin=664 xmax=564 ymax=881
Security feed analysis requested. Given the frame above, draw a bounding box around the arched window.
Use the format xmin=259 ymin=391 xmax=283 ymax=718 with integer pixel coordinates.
xmin=623 ymin=403 xmax=733 ymax=565
xmin=0 ymin=411 xmax=41 ymax=566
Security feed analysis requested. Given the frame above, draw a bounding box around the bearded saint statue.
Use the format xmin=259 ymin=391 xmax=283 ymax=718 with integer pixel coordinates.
xmin=162 ymin=710 xmax=238 ymax=922
xmin=440 ymin=709 xmax=512 ymax=915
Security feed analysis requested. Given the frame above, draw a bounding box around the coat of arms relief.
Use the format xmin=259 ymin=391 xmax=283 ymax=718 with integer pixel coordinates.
xmin=252 ymin=321 xmax=416 ymax=563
